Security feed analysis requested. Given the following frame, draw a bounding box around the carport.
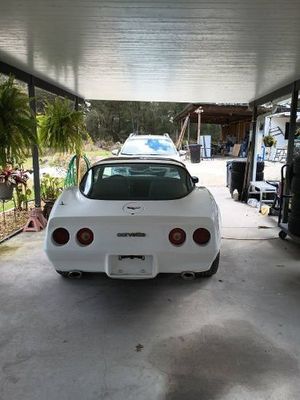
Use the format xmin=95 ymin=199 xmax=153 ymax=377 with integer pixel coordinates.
xmin=174 ymin=103 xmax=253 ymax=147
xmin=1 ymin=1 xmax=300 ymax=399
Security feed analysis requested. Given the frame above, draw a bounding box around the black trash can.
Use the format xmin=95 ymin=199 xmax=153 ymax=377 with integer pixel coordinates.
xmin=189 ymin=144 xmax=201 ymax=163
xmin=228 ymin=160 xmax=265 ymax=199
xmin=288 ymin=157 xmax=300 ymax=237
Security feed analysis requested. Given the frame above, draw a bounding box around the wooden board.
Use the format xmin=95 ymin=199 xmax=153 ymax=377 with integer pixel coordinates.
xmin=231 ymin=144 xmax=241 ymax=157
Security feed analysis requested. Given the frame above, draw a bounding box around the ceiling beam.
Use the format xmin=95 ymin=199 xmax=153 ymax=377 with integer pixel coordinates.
xmin=249 ymin=77 xmax=300 ymax=107
xmin=0 ymin=60 xmax=84 ymax=103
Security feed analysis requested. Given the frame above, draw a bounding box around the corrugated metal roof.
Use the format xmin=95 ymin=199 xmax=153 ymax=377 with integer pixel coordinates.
xmin=1 ymin=0 xmax=300 ymax=102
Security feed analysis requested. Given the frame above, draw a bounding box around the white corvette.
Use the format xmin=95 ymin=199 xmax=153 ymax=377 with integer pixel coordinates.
xmin=45 ymin=158 xmax=221 ymax=279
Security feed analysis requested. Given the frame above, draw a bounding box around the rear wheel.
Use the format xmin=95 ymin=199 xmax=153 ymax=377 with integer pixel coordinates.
xmin=196 ymin=252 xmax=220 ymax=278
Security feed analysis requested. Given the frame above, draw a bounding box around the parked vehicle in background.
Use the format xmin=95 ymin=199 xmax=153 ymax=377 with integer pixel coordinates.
xmin=112 ymin=134 xmax=185 ymax=161
xmin=45 ymin=157 xmax=221 ymax=280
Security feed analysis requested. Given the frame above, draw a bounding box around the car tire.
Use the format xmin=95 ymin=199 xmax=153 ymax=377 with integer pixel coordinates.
xmin=279 ymin=230 xmax=287 ymax=240
xmin=197 ymin=252 xmax=220 ymax=278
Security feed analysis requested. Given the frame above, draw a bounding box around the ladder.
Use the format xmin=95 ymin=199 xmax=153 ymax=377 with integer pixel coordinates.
xmin=176 ymin=114 xmax=190 ymax=149
xmin=273 ymin=148 xmax=287 ymax=163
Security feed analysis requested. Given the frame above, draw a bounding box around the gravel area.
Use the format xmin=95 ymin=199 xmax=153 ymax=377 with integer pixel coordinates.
xmin=0 ymin=208 xmax=32 ymax=242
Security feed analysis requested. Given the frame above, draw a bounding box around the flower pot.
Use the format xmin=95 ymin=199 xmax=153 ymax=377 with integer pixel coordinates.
xmin=0 ymin=182 xmax=14 ymax=200
xmin=43 ymin=199 xmax=56 ymax=219
xmin=263 ymin=136 xmax=276 ymax=148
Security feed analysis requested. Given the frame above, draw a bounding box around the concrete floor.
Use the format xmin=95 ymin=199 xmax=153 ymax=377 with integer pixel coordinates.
xmin=1 ymin=186 xmax=300 ymax=400
xmin=187 ymin=158 xmax=283 ymax=187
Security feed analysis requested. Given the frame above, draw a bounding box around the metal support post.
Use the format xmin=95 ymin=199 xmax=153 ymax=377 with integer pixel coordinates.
xmin=28 ymin=76 xmax=41 ymax=208
xmin=251 ymin=107 xmax=258 ymax=181
xmin=196 ymin=107 xmax=203 ymax=144
xmin=241 ymin=105 xmax=257 ymax=201
xmin=74 ymin=96 xmax=81 ymax=185
xmin=282 ymin=83 xmax=298 ymax=223
xmin=249 ymin=105 xmax=258 ymax=181
xmin=74 ymin=96 xmax=79 ymax=111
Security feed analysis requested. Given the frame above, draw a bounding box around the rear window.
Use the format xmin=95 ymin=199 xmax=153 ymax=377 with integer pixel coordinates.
xmin=80 ymin=163 xmax=194 ymax=200
xmin=121 ymin=138 xmax=177 ymax=156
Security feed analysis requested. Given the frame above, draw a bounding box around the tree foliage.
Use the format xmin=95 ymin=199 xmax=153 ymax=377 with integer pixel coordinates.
xmin=85 ymin=100 xmax=184 ymax=142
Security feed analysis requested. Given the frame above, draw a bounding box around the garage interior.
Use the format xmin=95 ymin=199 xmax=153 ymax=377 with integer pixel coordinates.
xmin=1 ymin=1 xmax=300 ymax=399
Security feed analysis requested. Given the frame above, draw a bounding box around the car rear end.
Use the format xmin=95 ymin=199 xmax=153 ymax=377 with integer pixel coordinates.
xmin=45 ymin=159 xmax=221 ymax=279
xmin=46 ymin=200 xmax=220 ymax=279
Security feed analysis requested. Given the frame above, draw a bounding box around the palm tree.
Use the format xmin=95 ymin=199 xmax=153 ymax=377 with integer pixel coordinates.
xmin=0 ymin=76 xmax=36 ymax=169
xmin=0 ymin=76 xmax=36 ymax=200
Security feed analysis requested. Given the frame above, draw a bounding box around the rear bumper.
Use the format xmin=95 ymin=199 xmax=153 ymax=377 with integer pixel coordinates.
xmin=46 ymin=249 xmax=220 ymax=278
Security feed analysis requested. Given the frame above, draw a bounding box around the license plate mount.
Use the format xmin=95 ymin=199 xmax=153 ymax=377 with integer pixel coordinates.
xmin=108 ymin=255 xmax=153 ymax=277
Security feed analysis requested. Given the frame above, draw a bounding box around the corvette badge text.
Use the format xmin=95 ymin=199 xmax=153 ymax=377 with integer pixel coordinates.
xmin=117 ymin=233 xmax=146 ymax=237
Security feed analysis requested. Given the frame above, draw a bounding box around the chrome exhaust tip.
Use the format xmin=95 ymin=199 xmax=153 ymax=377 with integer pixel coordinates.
xmin=181 ymin=271 xmax=196 ymax=280
xmin=67 ymin=270 xmax=82 ymax=279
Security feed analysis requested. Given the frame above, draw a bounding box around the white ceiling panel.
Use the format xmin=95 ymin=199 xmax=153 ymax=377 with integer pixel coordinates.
xmin=0 ymin=0 xmax=300 ymax=102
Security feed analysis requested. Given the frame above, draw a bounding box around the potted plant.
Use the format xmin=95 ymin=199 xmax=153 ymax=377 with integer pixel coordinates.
xmin=0 ymin=168 xmax=30 ymax=200
xmin=0 ymin=76 xmax=36 ymax=200
xmin=263 ymin=134 xmax=277 ymax=148
xmin=39 ymin=98 xmax=87 ymax=184
xmin=40 ymin=173 xmax=64 ymax=218
xmin=13 ymin=170 xmax=32 ymax=210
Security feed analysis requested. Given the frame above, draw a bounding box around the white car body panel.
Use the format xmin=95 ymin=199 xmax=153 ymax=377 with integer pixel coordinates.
xmin=45 ymin=158 xmax=221 ymax=279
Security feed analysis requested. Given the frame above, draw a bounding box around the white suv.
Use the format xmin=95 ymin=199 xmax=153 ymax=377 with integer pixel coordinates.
xmin=112 ymin=134 xmax=185 ymax=161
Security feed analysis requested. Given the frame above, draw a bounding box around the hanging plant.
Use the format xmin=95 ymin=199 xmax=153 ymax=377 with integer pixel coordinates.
xmin=39 ymin=98 xmax=88 ymax=184
xmin=39 ymin=98 xmax=86 ymax=154
xmin=263 ymin=135 xmax=277 ymax=148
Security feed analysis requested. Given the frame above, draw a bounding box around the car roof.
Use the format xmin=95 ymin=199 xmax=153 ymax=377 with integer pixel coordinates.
xmin=93 ymin=156 xmax=186 ymax=168
xmin=124 ymin=134 xmax=172 ymax=141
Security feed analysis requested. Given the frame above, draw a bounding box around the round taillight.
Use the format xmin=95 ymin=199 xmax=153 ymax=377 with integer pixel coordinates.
xmin=193 ymin=228 xmax=210 ymax=245
xmin=52 ymin=228 xmax=70 ymax=245
xmin=76 ymin=228 xmax=94 ymax=246
xmin=169 ymin=228 xmax=186 ymax=246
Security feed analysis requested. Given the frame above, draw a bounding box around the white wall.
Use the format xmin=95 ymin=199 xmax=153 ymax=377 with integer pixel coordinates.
xmin=256 ymin=114 xmax=288 ymax=161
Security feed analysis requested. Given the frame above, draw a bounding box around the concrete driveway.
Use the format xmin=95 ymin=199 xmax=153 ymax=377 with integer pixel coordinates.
xmin=1 ymin=187 xmax=300 ymax=400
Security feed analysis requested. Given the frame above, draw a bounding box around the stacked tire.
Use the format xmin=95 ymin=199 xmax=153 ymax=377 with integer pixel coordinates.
xmin=229 ymin=160 xmax=264 ymax=199
xmin=288 ymin=157 xmax=300 ymax=236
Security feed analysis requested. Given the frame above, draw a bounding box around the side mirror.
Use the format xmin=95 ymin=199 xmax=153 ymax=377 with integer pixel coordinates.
xmin=111 ymin=149 xmax=119 ymax=156
xmin=192 ymin=176 xmax=199 ymax=184
xmin=179 ymin=149 xmax=187 ymax=156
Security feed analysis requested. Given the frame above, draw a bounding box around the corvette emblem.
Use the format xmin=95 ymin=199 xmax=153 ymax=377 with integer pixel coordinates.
xmin=122 ymin=202 xmax=144 ymax=214
xmin=127 ymin=206 xmax=141 ymax=210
